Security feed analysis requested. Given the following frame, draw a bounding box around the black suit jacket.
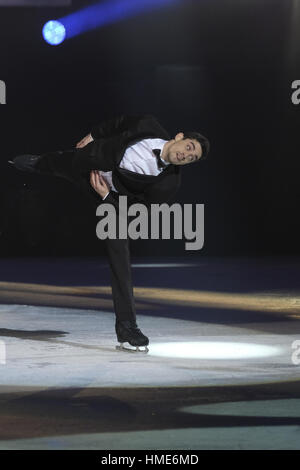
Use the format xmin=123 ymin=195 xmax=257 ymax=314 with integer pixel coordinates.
xmin=72 ymin=114 xmax=181 ymax=208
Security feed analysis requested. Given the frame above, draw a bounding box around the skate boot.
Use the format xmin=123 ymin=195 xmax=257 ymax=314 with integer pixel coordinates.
xmin=115 ymin=319 xmax=149 ymax=353
xmin=9 ymin=155 xmax=43 ymax=174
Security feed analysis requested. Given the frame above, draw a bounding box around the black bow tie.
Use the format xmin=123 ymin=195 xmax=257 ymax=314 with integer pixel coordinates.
xmin=153 ymin=148 xmax=168 ymax=169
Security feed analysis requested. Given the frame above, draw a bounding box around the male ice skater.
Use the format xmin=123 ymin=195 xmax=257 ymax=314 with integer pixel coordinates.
xmin=11 ymin=114 xmax=210 ymax=353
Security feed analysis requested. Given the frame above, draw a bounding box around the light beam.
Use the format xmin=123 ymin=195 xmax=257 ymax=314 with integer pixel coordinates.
xmin=43 ymin=0 xmax=180 ymax=44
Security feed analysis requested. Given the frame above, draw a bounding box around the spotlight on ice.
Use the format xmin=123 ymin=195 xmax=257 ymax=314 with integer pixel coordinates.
xmin=43 ymin=20 xmax=66 ymax=46
xmin=148 ymin=341 xmax=282 ymax=360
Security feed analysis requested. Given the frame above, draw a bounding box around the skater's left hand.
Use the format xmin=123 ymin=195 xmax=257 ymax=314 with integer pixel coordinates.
xmin=90 ymin=170 xmax=111 ymax=199
xmin=76 ymin=133 xmax=94 ymax=148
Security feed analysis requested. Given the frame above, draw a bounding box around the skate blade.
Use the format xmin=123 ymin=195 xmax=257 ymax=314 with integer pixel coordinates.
xmin=116 ymin=343 xmax=149 ymax=354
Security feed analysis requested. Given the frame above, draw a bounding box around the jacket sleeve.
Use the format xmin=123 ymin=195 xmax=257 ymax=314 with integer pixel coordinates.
xmin=90 ymin=114 xmax=152 ymax=140
xmin=98 ymin=189 xmax=151 ymax=214
xmin=100 ymin=190 xmax=120 ymax=211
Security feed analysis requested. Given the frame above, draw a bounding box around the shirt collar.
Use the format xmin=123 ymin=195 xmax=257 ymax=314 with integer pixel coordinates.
xmin=149 ymin=138 xmax=170 ymax=166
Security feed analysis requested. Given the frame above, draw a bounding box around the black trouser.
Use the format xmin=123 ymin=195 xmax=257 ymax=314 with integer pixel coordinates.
xmin=36 ymin=149 xmax=137 ymax=323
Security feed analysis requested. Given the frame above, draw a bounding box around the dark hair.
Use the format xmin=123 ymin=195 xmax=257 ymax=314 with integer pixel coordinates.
xmin=183 ymin=131 xmax=210 ymax=161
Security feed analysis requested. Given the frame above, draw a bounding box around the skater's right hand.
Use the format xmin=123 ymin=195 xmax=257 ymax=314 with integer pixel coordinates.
xmin=76 ymin=133 xmax=94 ymax=148
xmin=90 ymin=170 xmax=111 ymax=199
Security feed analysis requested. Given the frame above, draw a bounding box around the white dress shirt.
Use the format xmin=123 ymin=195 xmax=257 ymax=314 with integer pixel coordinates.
xmin=99 ymin=138 xmax=169 ymax=200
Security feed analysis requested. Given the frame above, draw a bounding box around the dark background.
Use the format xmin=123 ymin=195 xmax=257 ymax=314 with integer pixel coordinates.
xmin=0 ymin=0 xmax=299 ymax=258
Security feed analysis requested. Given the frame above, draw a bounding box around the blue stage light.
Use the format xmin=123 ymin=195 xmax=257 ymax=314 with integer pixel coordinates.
xmin=59 ymin=0 xmax=179 ymax=40
xmin=42 ymin=20 xmax=66 ymax=46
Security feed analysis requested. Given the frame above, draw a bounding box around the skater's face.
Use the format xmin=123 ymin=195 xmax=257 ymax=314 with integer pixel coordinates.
xmin=163 ymin=133 xmax=203 ymax=166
